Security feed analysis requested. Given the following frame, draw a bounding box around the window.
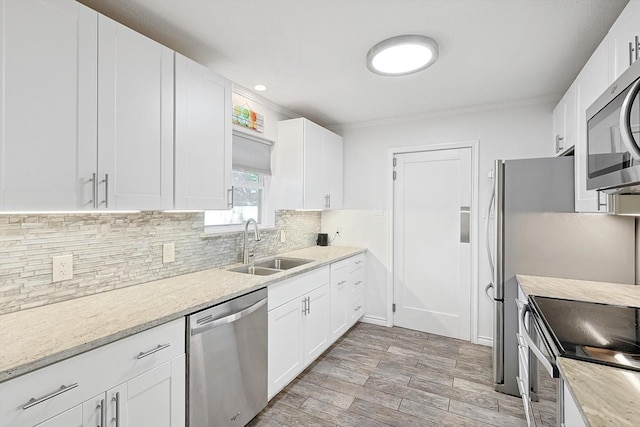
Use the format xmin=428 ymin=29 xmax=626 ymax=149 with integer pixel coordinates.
xmin=204 ymin=171 xmax=268 ymax=228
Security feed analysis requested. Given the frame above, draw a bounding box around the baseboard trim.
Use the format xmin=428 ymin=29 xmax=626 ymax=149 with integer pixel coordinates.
xmin=360 ymin=315 xmax=388 ymax=326
xmin=477 ymin=336 xmax=493 ymax=347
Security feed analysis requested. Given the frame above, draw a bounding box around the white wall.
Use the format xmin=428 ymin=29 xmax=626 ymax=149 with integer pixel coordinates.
xmin=323 ymin=100 xmax=556 ymax=343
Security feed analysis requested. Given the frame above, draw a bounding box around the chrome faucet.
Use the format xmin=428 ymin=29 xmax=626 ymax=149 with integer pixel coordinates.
xmin=243 ymin=218 xmax=261 ymax=264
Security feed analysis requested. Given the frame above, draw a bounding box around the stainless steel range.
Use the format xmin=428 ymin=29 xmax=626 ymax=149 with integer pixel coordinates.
xmin=529 ymin=296 xmax=640 ymax=372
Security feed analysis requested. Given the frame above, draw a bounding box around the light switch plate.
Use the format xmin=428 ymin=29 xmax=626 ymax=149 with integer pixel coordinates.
xmin=52 ymin=255 xmax=73 ymax=282
xmin=163 ymin=243 xmax=175 ymax=263
xmin=280 ymin=230 xmax=286 ymax=243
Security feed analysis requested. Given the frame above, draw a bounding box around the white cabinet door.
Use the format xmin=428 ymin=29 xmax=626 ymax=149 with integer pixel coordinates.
xmin=268 ymin=297 xmax=304 ymax=399
xmin=303 ymin=120 xmax=327 ymax=209
xmin=81 ymin=393 xmax=105 ymax=427
xmin=35 ymin=406 xmax=82 ymax=427
xmin=330 ymin=262 xmax=349 ymax=341
xmin=609 ymin=0 xmax=640 ymax=81
xmin=303 ymin=283 xmax=331 ymax=363
xmin=175 ymin=53 xmax=232 ymax=210
xmin=562 ymin=380 xmax=586 ymax=427
xmin=325 ymin=130 xmax=344 ymax=209
xmin=93 ymin=15 xmax=174 ymax=211
xmin=106 ymin=355 xmax=185 ymax=427
xmin=275 ymin=118 xmax=344 ymax=209
xmin=0 ymin=0 xmax=97 ymax=210
xmin=575 ymin=36 xmax=610 ymax=213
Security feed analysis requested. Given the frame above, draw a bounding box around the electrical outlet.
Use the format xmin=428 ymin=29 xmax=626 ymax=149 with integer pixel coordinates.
xmin=52 ymin=255 xmax=73 ymax=282
xmin=163 ymin=243 xmax=175 ymax=263
xmin=280 ymin=230 xmax=286 ymax=243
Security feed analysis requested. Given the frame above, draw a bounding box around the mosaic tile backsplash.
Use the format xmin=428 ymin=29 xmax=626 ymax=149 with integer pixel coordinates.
xmin=0 ymin=210 xmax=321 ymax=314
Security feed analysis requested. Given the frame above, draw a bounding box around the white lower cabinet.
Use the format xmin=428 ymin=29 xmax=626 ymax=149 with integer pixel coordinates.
xmin=267 ymin=267 xmax=331 ymax=399
xmin=0 ymin=319 xmax=185 ymax=427
xmin=268 ymin=254 xmax=366 ymax=400
xmin=561 ymin=379 xmax=586 ymax=427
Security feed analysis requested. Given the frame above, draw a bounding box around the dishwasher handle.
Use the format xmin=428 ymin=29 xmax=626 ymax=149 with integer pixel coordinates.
xmin=191 ymin=297 xmax=267 ymax=336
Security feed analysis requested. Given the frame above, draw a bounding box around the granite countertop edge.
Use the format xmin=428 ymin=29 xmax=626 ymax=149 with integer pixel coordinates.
xmin=0 ymin=246 xmax=366 ymax=383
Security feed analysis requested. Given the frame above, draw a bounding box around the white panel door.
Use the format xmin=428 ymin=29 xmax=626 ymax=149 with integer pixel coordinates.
xmin=303 ymin=120 xmax=327 ymax=209
xmin=393 ymin=148 xmax=472 ymax=340
xmin=0 ymin=0 xmax=97 ymax=210
xmin=268 ymin=298 xmax=304 ymax=399
xmin=175 ymin=53 xmax=232 ymax=210
xmin=96 ymin=16 xmax=174 ymax=210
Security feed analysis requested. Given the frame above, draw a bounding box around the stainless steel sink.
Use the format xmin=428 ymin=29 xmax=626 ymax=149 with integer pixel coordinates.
xmin=228 ymin=266 xmax=281 ymax=276
xmin=254 ymin=257 xmax=313 ymax=270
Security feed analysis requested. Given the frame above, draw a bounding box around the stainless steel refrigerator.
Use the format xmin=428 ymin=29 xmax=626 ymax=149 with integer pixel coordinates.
xmin=487 ymin=157 xmax=635 ymax=397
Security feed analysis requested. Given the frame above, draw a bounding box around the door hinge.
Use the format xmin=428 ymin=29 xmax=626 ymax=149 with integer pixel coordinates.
xmin=393 ymin=157 xmax=397 ymax=167
xmin=392 ymin=303 xmax=396 ymax=313
xmin=393 ymin=171 xmax=397 ymax=180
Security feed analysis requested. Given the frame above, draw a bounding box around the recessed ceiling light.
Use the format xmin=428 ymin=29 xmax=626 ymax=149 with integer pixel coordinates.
xmin=254 ymin=84 xmax=267 ymax=91
xmin=366 ymin=35 xmax=439 ymax=76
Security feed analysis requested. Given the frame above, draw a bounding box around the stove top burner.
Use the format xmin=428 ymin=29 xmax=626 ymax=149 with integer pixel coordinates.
xmin=530 ymin=296 xmax=640 ymax=372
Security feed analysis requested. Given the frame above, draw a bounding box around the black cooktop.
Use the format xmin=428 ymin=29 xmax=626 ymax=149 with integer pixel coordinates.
xmin=530 ymin=296 xmax=640 ymax=372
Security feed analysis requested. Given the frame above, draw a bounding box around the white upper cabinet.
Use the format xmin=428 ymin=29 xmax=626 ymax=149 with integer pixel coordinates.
xmin=608 ymin=0 xmax=640 ymax=82
xmin=0 ymin=0 xmax=97 ymax=210
xmin=275 ymin=118 xmax=344 ymax=210
xmin=174 ymin=53 xmax=232 ymax=210
xmin=552 ymin=83 xmax=576 ymax=156
xmin=90 ymin=16 xmax=174 ymax=211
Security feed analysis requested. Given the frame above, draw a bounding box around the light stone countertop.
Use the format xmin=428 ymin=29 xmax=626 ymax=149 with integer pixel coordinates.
xmin=558 ymin=358 xmax=640 ymax=427
xmin=516 ymin=274 xmax=640 ymax=427
xmin=0 ymin=245 xmax=365 ymax=383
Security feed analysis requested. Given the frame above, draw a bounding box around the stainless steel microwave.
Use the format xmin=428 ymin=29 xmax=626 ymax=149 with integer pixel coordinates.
xmin=586 ymin=59 xmax=640 ymax=193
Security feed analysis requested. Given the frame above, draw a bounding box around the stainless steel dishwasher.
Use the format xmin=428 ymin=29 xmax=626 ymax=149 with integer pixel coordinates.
xmin=187 ymin=287 xmax=267 ymax=427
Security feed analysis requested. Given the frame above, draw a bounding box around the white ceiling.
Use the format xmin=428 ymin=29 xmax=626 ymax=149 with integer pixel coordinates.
xmin=78 ymin=0 xmax=629 ymax=128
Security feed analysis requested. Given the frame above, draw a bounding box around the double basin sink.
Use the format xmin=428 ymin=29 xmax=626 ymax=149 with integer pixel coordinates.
xmin=228 ymin=257 xmax=313 ymax=276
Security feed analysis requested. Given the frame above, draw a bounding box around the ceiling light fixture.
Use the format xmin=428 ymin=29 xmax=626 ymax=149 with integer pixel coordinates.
xmin=366 ymin=35 xmax=439 ymax=76
xmin=254 ymin=84 xmax=267 ymax=91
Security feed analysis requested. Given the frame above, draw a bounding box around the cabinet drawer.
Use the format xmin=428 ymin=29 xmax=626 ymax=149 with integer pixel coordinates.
xmin=348 ymin=254 xmax=365 ymax=273
xmin=268 ymin=267 xmax=330 ymax=310
xmin=0 ymin=318 xmax=184 ymax=427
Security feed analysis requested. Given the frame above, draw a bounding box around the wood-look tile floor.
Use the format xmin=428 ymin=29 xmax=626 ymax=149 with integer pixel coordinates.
xmin=249 ymin=322 xmax=556 ymax=427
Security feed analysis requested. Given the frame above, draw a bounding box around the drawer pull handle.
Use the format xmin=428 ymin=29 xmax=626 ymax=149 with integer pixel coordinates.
xmin=137 ymin=343 xmax=170 ymax=359
xmin=355 ymin=260 xmax=363 ymax=264
xmin=338 ymin=280 xmax=347 ymax=285
xmin=22 ymin=383 xmax=78 ymax=410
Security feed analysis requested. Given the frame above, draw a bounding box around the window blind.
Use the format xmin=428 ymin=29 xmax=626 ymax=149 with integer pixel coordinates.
xmin=232 ymin=130 xmax=273 ymax=175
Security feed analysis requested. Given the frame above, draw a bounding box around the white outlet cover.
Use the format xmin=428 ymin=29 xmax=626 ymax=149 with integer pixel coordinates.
xmin=52 ymin=255 xmax=73 ymax=282
xmin=163 ymin=243 xmax=175 ymax=263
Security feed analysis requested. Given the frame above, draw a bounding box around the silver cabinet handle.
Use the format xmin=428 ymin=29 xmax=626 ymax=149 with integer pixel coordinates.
xmin=619 ymin=78 xmax=640 ymax=161
xmin=355 ymin=260 xmax=363 ymax=265
xmin=338 ymin=280 xmax=347 ymax=285
xmin=22 ymin=383 xmax=78 ymax=409
xmin=100 ymin=174 xmax=110 ymax=208
xmin=227 ymin=187 xmax=234 ymax=209
xmin=100 ymin=398 xmax=106 ymax=427
xmin=636 ymin=35 xmax=640 ymax=62
xmin=112 ymin=392 xmax=120 ymax=427
xmin=459 ymin=206 xmax=470 ymax=243
xmin=302 ymin=297 xmax=307 ymax=315
xmin=328 ymin=194 xmax=331 ymax=208
xmin=137 ymin=343 xmax=171 ymax=359
xmin=306 ymin=296 xmax=311 ymax=315
xmin=354 ymin=280 xmax=363 ymax=286
xmin=90 ymin=173 xmax=98 ymax=209
xmin=555 ymin=134 xmax=564 ymax=152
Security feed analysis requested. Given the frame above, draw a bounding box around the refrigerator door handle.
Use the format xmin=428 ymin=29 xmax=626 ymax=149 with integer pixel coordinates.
xmin=484 ymin=283 xmax=495 ymax=302
xmin=485 ymin=185 xmax=495 ymax=283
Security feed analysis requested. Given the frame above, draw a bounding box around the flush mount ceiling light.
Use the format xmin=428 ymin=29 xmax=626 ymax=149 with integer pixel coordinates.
xmin=366 ymin=35 xmax=439 ymax=76
xmin=254 ymin=84 xmax=267 ymax=91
